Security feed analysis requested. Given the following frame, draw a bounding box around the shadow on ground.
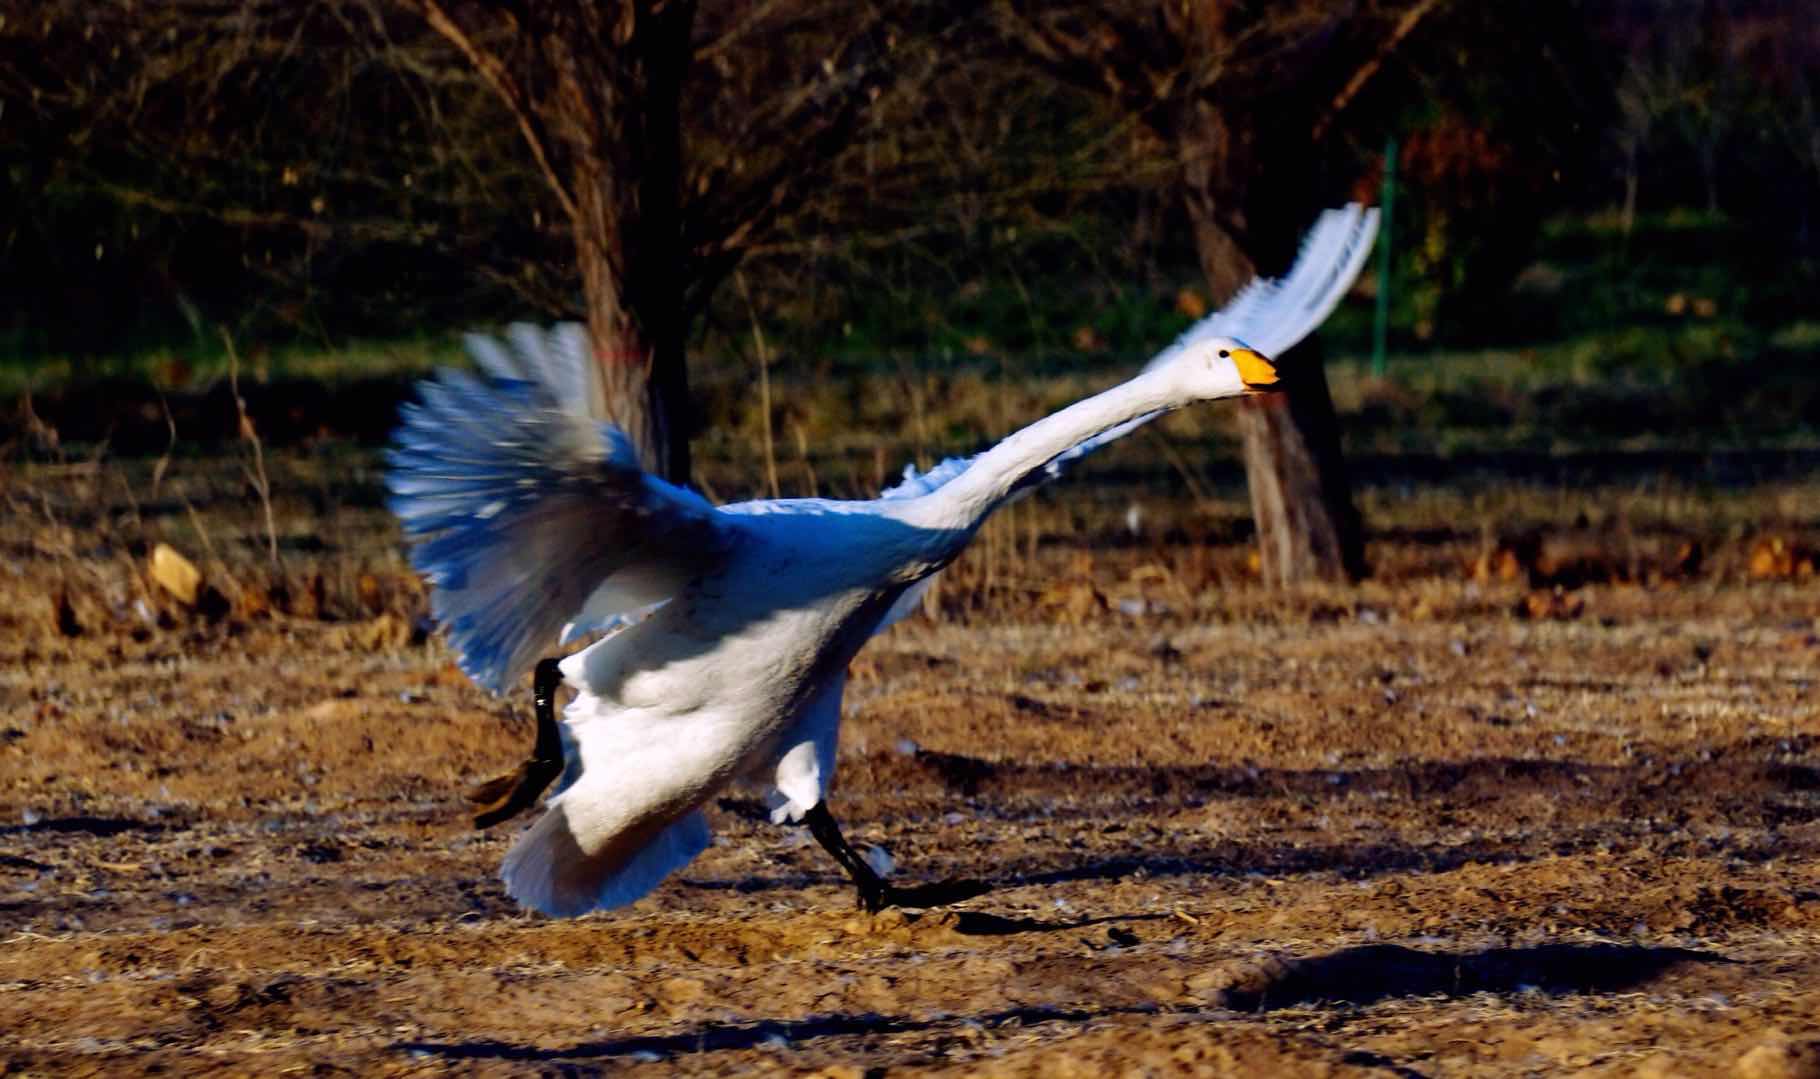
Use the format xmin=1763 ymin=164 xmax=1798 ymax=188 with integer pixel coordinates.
xmin=0 ymin=815 xmax=166 ymax=838
xmin=1221 ymin=942 xmax=1721 ymax=1011
xmin=396 ymin=943 xmax=1718 ymax=1064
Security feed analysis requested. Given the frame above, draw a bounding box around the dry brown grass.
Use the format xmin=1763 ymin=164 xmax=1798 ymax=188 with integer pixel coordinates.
xmin=2 ymin=447 xmax=1820 ymax=1075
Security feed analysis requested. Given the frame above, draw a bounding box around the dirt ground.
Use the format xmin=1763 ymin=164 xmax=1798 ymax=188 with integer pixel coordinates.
xmin=3 ymin=455 xmax=1820 ymax=1077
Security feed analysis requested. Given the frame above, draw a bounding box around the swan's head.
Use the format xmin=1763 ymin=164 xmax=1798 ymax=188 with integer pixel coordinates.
xmin=1157 ymin=335 xmax=1281 ymax=400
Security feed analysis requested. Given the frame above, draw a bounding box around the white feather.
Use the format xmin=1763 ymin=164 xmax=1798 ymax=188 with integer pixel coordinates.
xmin=1156 ymin=204 xmax=1379 ymax=361
xmin=502 ymin=803 xmax=710 ymax=916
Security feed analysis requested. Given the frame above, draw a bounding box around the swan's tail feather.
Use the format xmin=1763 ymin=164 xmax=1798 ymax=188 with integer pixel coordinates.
xmin=501 ymin=803 xmax=710 ymax=917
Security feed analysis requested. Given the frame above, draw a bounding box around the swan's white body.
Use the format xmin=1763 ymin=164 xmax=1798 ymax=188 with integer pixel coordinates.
xmin=389 ymin=204 xmax=1378 ymax=916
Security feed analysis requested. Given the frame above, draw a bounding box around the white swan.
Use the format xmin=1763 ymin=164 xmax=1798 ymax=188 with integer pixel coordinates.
xmin=387 ymin=204 xmax=1378 ymax=916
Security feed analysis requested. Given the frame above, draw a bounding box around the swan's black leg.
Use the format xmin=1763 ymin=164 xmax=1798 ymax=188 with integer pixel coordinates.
xmin=527 ymin=658 xmax=567 ymax=763
xmin=802 ymin=802 xmax=990 ymax=913
xmin=803 ymin=801 xmax=890 ymax=911
xmin=469 ymin=658 xmax=566 ymax=829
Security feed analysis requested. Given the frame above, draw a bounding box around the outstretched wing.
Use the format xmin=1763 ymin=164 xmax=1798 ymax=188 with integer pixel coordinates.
xmin=1146 ymin=203 xmax=1378 ymax=364
xmin=882 ymin=204 xmax=1380 ymax=523
xmin=1055 ymin=204 xmax=1378 ymax=471
xmin=387 ymin=324 xmax=727 ymax=693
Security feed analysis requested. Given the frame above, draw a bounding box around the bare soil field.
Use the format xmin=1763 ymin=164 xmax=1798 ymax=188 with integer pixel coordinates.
xmin=3 ymin=451 xmax=1820 ymax=1076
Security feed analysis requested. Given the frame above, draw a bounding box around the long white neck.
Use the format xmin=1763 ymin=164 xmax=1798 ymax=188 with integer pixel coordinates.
xmin=912 ymin=369 xmax=1180 ymax=529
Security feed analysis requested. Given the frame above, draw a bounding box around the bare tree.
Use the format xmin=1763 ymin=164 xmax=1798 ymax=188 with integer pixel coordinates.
xmin=3 ymin=0 xmax=957 ymax=481
xmin=1614 ymin=53 xmax=1666 ymax=240
xmin=390 ymin=0 xmax=955 ymax=480
xmin=994 ymin=0 xmax=1442 ymax=584
xmin=1 ymin=1 xmax=557 ymax=346
xmin=1609 ymin=11 xmax=1736 ymax=224
xmin=1762 ymin=46 xmax=1820 ymax=249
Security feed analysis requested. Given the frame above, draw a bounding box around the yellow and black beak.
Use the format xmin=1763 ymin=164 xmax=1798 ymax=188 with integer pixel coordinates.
xmin=1231 ymin=347 xmax=1281 ymax=392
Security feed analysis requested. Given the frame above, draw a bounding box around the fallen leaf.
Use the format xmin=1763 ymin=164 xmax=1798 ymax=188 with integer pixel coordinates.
xmin=150 ymin=543 xmax=202 ymax=605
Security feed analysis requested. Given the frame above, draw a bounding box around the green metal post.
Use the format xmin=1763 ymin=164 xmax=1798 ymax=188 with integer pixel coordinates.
xmin=1372 ymin=137 xmax=1396 ymax=378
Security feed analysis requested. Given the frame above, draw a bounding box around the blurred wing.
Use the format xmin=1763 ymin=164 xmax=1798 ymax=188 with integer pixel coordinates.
xmin=464 ymin=322 xmax=602 ymax=420
xmin=387 ymin=324 xmax=727 ymax=693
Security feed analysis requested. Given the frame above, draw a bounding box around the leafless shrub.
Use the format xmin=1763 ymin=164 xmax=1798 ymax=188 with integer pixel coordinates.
xmin=220 ymin=328 xmax=280 ymax=572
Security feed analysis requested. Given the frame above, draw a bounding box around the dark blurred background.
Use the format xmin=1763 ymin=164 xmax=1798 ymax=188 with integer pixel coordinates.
xmin=1 ymin=0 xmax=1816 ymax=456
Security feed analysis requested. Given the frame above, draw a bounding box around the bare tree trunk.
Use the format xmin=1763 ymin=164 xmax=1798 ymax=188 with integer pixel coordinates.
xmin=558 ymin=4 xmax=695 ymax=484
xmin=1178 ymin=105 xmax=1365 ymax=585
xmin=1620 ymin=140 xmax=1639 ymax=242
xmin=1178 ymin=103 xmax=1255 ymax=301
xmin=573 ymin=202 xmax=678 ymax=481
xmin=1236 ymin=338 xmax=1366 ymax=584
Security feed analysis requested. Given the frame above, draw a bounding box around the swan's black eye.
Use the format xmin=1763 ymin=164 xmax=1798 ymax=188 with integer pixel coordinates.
xmin=1218 ymin=349 xmax=1230 ymax=358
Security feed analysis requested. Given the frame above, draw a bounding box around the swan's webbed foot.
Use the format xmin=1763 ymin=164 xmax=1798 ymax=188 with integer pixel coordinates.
xmin=468 ymin=658 xmax=566 ymax=829
xmin=802 ymin=802 xmax=990 ymax=913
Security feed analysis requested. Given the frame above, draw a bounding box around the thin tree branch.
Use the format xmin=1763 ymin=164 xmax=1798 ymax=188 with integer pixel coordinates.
xmin=401 ymin=0 xmax=582 ymax=223
xmin=81 ymin=180 xmax=442 ymax=242
xmin=1311 ymin=0 xmax=1447 ymax=141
